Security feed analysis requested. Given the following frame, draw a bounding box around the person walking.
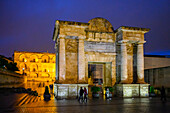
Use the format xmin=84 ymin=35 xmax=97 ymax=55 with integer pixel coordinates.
xmin=79 ymin=87 xmax=84 ymax=103
xmin=161 ymin=86 xmax=166 ymax=101
xmin=84 ymin=87 xmax=88 ymax=103
xmin=106 ymin=88 xmax=110 ymax=99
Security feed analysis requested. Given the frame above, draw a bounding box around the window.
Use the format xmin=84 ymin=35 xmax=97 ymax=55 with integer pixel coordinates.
xmin=33 ymin=68 xmax=36 ymax=72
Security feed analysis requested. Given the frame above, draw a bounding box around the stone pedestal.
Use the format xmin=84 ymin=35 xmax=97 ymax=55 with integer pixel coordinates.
xmin=116 ymin=84 xmax=149 ymax=97
xmin=54 ymin=83 xmax=88 ymax=99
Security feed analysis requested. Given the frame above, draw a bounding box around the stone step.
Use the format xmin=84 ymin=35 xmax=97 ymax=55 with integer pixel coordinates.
xmin=18 ymin=95 xmax=41 ymax=106
xmin=30 ymin=96 xmax=37 ymax=103
xmin=17 ymin=94 xmax=31 ymax=106
xmin=24 ymin=95 xmax=35 ymax=105
xmin=11 ymin=94 xmax=28 ymax=107
xmin=10 ymin=93 xmax=41 ymax=107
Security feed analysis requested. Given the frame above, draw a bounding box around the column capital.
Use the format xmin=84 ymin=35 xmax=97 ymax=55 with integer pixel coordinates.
xmin=118 ymin=40 xmax=128 ymax=44
xmin=137 ymin=41 xmax=146 ymax=45
xmin=78 ymin=36 xmax=86 ymax=40
xmin=59 ymin=34 xmax=66 ymax=39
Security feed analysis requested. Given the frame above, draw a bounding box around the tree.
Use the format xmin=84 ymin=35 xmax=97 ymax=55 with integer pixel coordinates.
xmin=0 ymin=57 xmax=18 ymax=71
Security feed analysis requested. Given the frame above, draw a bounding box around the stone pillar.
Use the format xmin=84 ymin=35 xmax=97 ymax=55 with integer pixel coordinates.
xmin=137 ymin=41 xmax=146 ymax=84
xmin=112 ymin=59 xmax=116 ymax=86
xmin=55 ymin=40 xmax=59 ymax=81
xmin=78 ymin=38 xmax=85 ymax=83
xmin=119 ymin=40 xmax=128 ymax=83
xmin=59 ymin=37 xmax=66 ymax=82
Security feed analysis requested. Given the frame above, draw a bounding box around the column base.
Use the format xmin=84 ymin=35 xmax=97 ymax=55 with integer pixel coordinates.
xmin=120 ymin=80 xmax=131 ymax=84
xmin=55 ymin=80 xmax=69 ymax=84
xmin=136 ymin=78 xmax=146 ymax=84
xmin=78 ymin=80 xmax=88 ymax=84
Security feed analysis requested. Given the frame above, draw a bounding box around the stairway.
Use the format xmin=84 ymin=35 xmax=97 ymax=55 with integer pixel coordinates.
xmin=12 ymin=94 xmax=41 ymax=106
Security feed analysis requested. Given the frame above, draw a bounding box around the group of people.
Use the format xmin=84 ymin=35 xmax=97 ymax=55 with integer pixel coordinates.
xmin=78 ymin=86 xmax=167 ymax=103
xmin=79 ymin=87 xmax=88 ymax=103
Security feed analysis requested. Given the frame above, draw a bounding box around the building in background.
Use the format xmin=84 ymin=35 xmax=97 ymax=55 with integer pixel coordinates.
xmin=144 ymin=55 xmax=170 ymax=88
xmin=14 ymin=51 xmax=56 ymax=82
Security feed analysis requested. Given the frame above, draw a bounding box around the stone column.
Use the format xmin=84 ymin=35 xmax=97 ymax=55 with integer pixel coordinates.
xmin=111 ymin=59 xmax=116 ymax=86
xmin=55 ymin=40 xmax=59 ymax=81
xmin=78 ymin=38 xmax=85 ymax=83
xmin=137 ymin=41 xmax=146 ymax=84
xmin=119 ymin=40 xmax=128 ymax=83
xmin=59 ymin=37 xmax=66 ymax=82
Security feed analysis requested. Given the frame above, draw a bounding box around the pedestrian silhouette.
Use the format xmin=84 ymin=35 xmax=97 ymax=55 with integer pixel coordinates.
xmin=161 ymin=86 xmax=166 ymax=101
xmin=84 ymin=87 xmax=88 ymax=103
xmin=78 ymin=87 xmax=84 ymax=103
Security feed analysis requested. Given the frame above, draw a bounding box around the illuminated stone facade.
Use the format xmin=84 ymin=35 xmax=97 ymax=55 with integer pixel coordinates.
xmin=14 ymin=51 xmax=56 ymax=82
xmin=53 ymin=17 xmax=150 ymax=98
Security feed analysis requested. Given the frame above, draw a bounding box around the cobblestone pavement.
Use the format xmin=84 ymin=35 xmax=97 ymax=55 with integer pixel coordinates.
xmin=1 ymin=96 xmax=170 ymax=113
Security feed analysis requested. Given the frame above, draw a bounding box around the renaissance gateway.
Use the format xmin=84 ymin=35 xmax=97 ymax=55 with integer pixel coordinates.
xmin=53 ymin=17 xmax=150 ymax=98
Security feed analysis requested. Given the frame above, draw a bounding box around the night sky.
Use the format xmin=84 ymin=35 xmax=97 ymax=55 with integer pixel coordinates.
xmin=0 ymin=0 xmax=170 ymax=57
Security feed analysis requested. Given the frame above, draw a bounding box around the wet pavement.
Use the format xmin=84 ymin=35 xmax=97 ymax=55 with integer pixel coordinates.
xmin=0 ymin=93 xmax=170 ymax=113
xmin=0 ymin=82 xmax=170 ymax=113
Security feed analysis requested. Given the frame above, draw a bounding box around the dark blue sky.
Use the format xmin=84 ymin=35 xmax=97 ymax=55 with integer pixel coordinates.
xmin=0 ymin=0 xmax=170 ymax=57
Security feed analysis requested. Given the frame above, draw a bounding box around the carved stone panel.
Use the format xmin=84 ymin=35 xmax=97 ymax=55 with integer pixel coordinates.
xmin=65 ymin=39 xmax=78 ymax=53
xmin=65 ymin=39 xmax=78 ymax=83
xmin=84 ymin=41 xmax=116 ymax=53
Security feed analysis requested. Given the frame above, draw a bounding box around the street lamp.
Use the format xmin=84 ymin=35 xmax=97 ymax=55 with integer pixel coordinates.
xmin=23 ymin=68 xmax=25 ymax=75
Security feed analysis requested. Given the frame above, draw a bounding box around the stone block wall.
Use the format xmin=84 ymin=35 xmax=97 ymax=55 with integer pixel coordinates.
xmin=54 ymin=83 xmax=88 ymax=99
xmin=0 ymin=69 xmax=25 ymax=85
xmin=144 ymin=57 xmax=170 ymax=69
xmin=140 ymin=84 xmax=149 ymax=97
xmin=116 ymin=84 xmax=149 ymax=97
xmin=145 ymin=66 xmax=170 ymax=88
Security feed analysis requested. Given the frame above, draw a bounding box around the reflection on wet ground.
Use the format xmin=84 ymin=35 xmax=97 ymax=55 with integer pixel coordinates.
xmin=0 ymin=81 xmax=55 ymax=108
xmin=25 ymin=81 xmax=54 ymax=99
xmin=0 ymin=82 xmax=170 ymax=113
xmin=1 ymin=95 xmax=170 ymax=113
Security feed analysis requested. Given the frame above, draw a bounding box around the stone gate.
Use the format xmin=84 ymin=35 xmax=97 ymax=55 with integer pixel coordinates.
xmin=53 ymin=17 xmax=150 ymax=98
